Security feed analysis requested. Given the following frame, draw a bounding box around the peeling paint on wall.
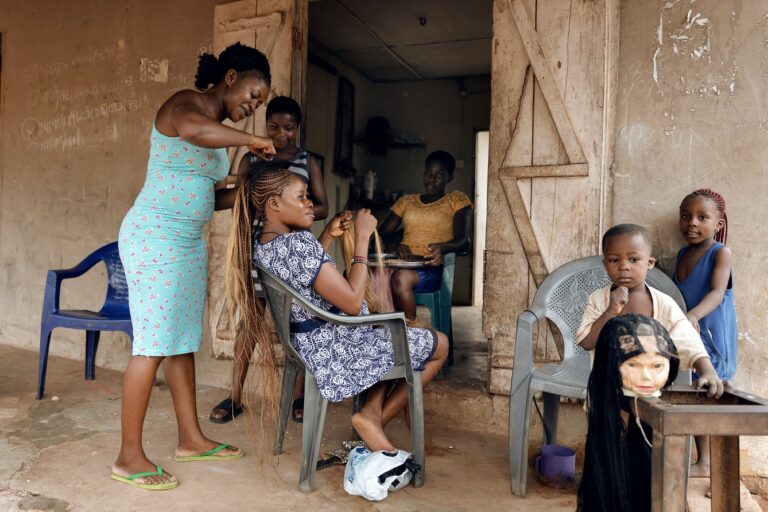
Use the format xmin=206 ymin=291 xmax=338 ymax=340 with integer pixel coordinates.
xmin=139 ymin=58 xmax=169 ymax=83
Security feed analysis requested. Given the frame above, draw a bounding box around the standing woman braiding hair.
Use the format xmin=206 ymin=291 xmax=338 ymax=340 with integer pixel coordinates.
xmin=112 ymin=43 xmax=275 ymax=491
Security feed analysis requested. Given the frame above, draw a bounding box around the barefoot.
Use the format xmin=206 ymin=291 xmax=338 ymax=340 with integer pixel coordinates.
xmin=689 ymin=462 xmax=710 ymax=478
xmin=352 ymin=410 xmax=395 ymax=452
xmin=112 ymin=457 xmax=177 ymax=486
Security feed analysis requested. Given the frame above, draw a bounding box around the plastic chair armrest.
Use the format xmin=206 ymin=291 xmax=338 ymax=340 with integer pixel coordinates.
xmin=43 ymin=255 xmax=104 ymax=314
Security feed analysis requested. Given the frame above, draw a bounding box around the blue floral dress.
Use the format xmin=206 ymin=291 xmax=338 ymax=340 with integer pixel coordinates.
xmin=119 ymin=125 xmax=229 ymax=356
xmin=254 ymin=231 xmax=437 ymax=402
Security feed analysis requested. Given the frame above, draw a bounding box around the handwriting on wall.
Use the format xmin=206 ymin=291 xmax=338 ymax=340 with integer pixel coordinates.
xmin=18 ymin=39 xmax=201 ymax=153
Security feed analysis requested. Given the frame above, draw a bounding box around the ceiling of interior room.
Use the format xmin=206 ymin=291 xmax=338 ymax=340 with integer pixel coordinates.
xmin=308 ymin=0 xmax=493 ymax=82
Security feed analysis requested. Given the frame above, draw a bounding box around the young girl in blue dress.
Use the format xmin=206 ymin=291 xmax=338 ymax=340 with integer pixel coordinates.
xmin=226 ymin=167 xmax=448 ymax=452
xmin=673 ymin=188 xmax=737 ymax=478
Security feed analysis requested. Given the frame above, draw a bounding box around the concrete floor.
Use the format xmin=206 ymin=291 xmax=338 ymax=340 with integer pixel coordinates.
xmin=1 ymin=305 xmax=762 ymax=512
xmin=0 ymin=344 xmax=576 ymax=512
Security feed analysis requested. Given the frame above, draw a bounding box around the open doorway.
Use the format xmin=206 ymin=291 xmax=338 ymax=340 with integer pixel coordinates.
xmin=304 ymin=0 xmax=492 ymax=386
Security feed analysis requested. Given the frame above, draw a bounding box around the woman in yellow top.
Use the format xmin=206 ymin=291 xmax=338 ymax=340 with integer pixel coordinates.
xmin=379 ymin=151 xmax=472 ymax=322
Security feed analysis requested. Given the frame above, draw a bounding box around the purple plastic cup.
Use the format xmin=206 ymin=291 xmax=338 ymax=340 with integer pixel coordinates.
xmin=534 ymin=445 xmax=576 ymax=487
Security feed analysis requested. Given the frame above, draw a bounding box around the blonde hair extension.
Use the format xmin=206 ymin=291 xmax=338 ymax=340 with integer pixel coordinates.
xmin=225 ymin=169 xmax=294 ymax=442
xmin=340 ymin=220 xmax=391 ymax=313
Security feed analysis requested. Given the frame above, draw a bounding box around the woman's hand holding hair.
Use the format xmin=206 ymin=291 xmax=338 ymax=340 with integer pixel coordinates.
xmin=353 ymin=209 xmax=377 ymax=241
xmin=319 ymin=211 xmax=352 ymax=250
xmin=248 ymin=135 xmax=276 ymax=160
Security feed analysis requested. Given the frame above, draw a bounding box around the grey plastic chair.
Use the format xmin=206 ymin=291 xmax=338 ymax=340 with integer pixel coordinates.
xmin=255 ymin=262 xmax=425 ymax=493
xmin=508 ymin=256 xmax=689 ymax=496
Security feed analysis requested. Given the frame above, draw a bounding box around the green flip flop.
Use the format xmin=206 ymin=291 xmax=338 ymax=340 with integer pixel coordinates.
xmin=111 ymin=466 xmax=178 ymax=491
xmin=174 ymin=443 xmax=244 ymax=462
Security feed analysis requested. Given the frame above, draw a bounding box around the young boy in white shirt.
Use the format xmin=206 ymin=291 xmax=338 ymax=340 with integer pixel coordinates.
xmin=577 ymin=223 xmax=724 ymax=397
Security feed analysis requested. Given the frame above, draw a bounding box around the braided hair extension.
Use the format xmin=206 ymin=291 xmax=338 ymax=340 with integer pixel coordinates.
xmin=578 ymin=314 xmax=679 ymax=512
xmin=681 ymin=188 xmax=728 ymax=244
xmin=225 ymin=163 xmax=294 ymax=427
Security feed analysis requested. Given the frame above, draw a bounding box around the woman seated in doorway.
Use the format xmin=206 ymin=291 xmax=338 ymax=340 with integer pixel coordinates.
xmin=379 ymin=151 xmax=472 ymax=323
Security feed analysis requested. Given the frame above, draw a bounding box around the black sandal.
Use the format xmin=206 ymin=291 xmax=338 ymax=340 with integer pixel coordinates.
xmin=316 ymin=449 xmax=349 ymax=470
xmin=292 ymin=398 xmax=304 ymax=424
xmin=209 ymin=398 xmax=244 ymax=424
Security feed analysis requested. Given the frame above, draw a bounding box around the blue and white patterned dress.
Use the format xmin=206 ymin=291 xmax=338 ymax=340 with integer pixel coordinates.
xmin=254 ymin=231 xmax=437 ymax=402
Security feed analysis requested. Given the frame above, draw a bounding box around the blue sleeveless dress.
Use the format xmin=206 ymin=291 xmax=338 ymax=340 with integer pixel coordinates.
xmin=118 ymin=126 xmax=229 ymax=356
xmin=673 ymin=242 xmax=738 ymax=379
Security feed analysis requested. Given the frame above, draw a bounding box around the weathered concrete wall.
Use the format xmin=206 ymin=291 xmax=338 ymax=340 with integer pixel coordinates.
xmin=0 ymin=0 xmax=268 ymax=389
xmin=613 ymin=0 xmax=768 ymax=491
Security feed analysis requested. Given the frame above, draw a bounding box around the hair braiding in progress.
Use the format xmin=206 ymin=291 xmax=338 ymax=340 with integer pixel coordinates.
xmin=225 ymin=167 xmax=294 ymax=421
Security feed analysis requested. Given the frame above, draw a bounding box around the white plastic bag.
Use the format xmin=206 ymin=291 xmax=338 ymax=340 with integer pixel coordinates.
xmin=343 ymin=447 xmax=415 ymax=501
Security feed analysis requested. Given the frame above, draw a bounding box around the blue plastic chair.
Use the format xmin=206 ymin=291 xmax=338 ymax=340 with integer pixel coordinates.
xmin=37 ymin=241 xmax=132 ymax=399
xmin=415 ymin=252 xmax=456 ymax=365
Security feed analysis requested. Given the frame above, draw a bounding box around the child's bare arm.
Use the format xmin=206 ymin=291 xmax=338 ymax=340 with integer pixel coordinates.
xmin=307 ymin=154 xmax=329 ymax=220
xmin=579 ymin=286 xmax=628 ymax=350
xmin=692 ymin=357 xmax=725 ymax=398
xmin=686 ymin=247 xmax=733 ymax=330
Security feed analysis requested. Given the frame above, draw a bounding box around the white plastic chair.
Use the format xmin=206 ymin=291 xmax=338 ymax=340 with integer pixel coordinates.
xmin=508 ymin=256 xmax=689 ymax=496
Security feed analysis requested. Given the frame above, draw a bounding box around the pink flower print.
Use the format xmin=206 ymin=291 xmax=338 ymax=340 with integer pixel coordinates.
xmin=140 ymin=215 xmax=148 ymax=222
xmin=206 ymin=153 xmax=214 ymax=160
xmin=195 ymin=149 xmax=200 ymax=153
xmin=149 ymin=276 xmax=157 ymax=282
xmin=158 ymin=190 xmax=165 ymax=195
xmin=172 ymin=151 xmax=180 ymax=158
xmin=142 ymin=247 xmax=150 ymax=253
xmin=175 ymin=210 xmax=181 ymax=215
xmin=184 ymin=201 xmax=190 ymax=206
xmin=164 ymin=280 xmax=172 ymax=286
xmin=186 ymin=158 xmax=195 ymax=164
xmin=149 ymin=294 xmax=158 ymax=300
xmin=200 ymin=163 xmax=207 ymax=168
xmin=182 ymin=147 xmax=188 ymax=152
xmin=170 ymin=184 xmax=176 ymax=190
xmin=170 ymin=174 xmax=176 ymax=179
xmin=160 ymin=234 xmax=167 ymax=240
xmin=193 ymin=210 xmax=202 ymax=216
xmin=144 ymin=229 xmax=153 ymax=236
xmin=146 ymin=307 xmax=154 ymax=315
xmin=152 ymin=341 xmax=160 ymax=347
xmin=170 ymin=196 xmax=179 ymax=203
xmin=154 ymin=323 xmax=161 ymax=330
xmin=186 ymin=177 xmax=193 ymax=182
xmin=160 ymin=143 xmax=168 ymax=151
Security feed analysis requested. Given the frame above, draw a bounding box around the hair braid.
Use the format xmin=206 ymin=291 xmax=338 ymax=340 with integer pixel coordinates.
xmin=682 ymin=188 xmax=728 ymax=244
xmin=225 ymin=168 xmax=294 ymax=425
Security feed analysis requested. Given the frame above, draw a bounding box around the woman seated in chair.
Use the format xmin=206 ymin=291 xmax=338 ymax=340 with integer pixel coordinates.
xmin=226 ymin=162 xmax=448 ymax=453
xmin=379 ymin=151 xmax=472 ymax=323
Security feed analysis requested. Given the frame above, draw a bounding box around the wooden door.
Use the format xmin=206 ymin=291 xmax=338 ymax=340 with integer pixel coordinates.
xmin=485 ymin=0 xmax=620 ymax=393
xmin=206 ymin=0 xmax=307 ymax=358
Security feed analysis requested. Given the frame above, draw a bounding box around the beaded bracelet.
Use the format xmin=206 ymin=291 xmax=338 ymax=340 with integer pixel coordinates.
xmin=351 ymin=256 xmax=367 ymax=266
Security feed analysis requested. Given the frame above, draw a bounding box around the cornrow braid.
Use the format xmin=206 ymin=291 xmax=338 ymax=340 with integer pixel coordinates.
xmin=682 ymin=188 xmax=728 ymax=244
xmin=225 ymin=168 xmax=294 ymax=425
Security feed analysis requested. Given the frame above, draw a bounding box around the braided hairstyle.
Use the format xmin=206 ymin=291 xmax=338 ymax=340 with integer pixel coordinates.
xmin=195 ymin=42 xmax=272 ymax=91
xmin=681 ymin=188 xmax=728 ymax=244
xmin=225 ymin=162 xmax=294 ymax=417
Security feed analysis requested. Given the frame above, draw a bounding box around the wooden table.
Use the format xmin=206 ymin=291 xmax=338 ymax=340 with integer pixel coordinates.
xmin=635 ymin=386 xmax=768 ymax=512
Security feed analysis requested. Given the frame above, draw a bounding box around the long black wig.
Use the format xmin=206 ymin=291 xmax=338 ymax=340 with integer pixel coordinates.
xmin=577 ymin=314 xmax=680 ymax=512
